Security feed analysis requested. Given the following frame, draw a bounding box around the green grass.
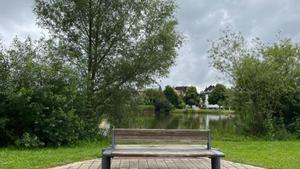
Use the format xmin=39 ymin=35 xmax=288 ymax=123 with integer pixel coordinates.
xmin=1 ymin=138 xmax=300 ymax=169
xmin=172 ymin=108 xmax=234 ymax=114
xmin=214 ymin=140 xmax=300 ymax=169
xmin=0 ymin=140 xmax=109 ymax=169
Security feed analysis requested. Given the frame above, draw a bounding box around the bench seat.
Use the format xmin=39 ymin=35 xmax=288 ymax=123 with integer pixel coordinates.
xmin=105 ymin=144 xmax=224 ymax=157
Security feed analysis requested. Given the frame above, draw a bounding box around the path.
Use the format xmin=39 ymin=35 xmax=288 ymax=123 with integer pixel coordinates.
xmin=49 ymin=157 xmax=264 ymax=169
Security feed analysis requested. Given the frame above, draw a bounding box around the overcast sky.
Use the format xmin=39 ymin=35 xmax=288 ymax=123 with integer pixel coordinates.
xmin=1 ymin=0 xmax=300 ymax=91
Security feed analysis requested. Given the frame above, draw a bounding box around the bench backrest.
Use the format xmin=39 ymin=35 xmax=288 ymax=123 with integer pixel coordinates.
xmin=112 ymin=128 xmax=211 ymax=149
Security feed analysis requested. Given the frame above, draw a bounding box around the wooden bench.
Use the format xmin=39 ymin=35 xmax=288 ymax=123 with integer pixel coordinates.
xmin=102 ymin=128 xmax=224 ymax=169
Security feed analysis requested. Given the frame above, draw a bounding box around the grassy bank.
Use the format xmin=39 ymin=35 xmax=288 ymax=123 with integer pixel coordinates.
xmin=214 ymin=140 xmax=300 ymax=169
xmin=0 ymin=140 xmax=109 ymax=169
xmin=172 ymin=108 xmax=234 ymax=114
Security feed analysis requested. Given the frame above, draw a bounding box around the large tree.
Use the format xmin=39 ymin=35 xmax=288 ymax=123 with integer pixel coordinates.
xmin=208 ymin=30 xmax=300 ymax=138
xmin=34 ymin=0 xmax=182 ymax=120
xmin=208 ymin=84 xmax=227 ymax=106
xmin=163 ymin=85 xmax=180 ymax=108
xmin=184 ymin=86 xmax=199 ymax=106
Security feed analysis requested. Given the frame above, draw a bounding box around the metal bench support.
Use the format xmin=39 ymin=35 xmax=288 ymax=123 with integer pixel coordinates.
xmin=102 ymin=148 xmax=111 ymax=169
xmin=211 ymin=156 xmax=221 ymax=169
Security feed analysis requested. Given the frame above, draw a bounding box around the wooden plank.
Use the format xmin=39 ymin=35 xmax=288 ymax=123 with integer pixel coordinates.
xmin=164 ymin=158 xmax=178 ymax=169
xmin=88 ymin=160 xmax=101 ymax=169
xmin=147 ymin=158 xmax=159 ymax=169
xmin=111 ymin=159 xmax=121 ymax=169
xmin=129 ymin=159 xmax=139 ymax=169
xmin=115 ymin=144 xmax=207 ymax=150
xmin=172 ymin=159 xmax=188 ymax=169
xmin=156 ymin=159 xmax=168 ymax=169
xmin=196 ymin=158 xmax=211 ymax=169
xmin=115 ymin=137 xmax=207 ymax=143
xmin=112 ymin=149 xmax=222 ymax=157
xmin=182 ymin=158 xmax=198 ymax=169
xmin=138 ymin=159 xmax=149 ymax=169
xmin=119 ymin=159 xmax=129 ymax=169
xmin=189 ymin=158 xmax=208 ymax=169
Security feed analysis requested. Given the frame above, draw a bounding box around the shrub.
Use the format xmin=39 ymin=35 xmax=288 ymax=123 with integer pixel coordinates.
xmin=0 ymin=38 xmax=85 ymax=147
xmin=16 ymin=132 xmax=44 ymax=148
xmin=154 ymin=98 xmax=173 ymax=116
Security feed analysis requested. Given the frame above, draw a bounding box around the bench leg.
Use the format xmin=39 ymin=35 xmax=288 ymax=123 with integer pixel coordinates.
xmin=211 ymin=156 xmax=221 ymax=169
xmin=102 ymin=149 xmax=111 ymax=169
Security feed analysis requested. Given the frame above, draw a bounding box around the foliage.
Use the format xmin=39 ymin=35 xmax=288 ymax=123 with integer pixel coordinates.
xmin=154 ymin=98 xmax=173 ymax=116
xmin=177 ymin=97 xmax=186 ymax=109
xmin=209 ymin=29 xmax=300 ymax=138
xmin=16 ymin=132 xmax=44 ymax=148
xmin=208 ymin=84 xmax=227 ymax=106
xmin=163 ymin=85 xmax=181 ymax=108
xmin=137 ymin=105 xmax=155 ymax=113
xmin=0 ymin=38 xmax=84 ymax=147
xmin=34 ymin=0 xmax=182 ymax=121
xmin=1 ymin=0 xmax=183 ymax=147
xmin=143 ymin=88 xmax=165 ymax=105
xmin=184 ymin=86 xmax=200 ymax=106
xmin=208 ymin=28 xmax=252 ymax=81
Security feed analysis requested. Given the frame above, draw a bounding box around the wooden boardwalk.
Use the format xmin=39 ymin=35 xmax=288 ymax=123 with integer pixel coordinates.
xmin=49 ymin=158 xmax=264 ymax=169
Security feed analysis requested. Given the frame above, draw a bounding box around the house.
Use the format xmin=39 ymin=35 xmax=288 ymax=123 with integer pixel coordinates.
xmin=203 ymin=85 xmax=215 ymax=94
xmin=174 ymin=86 xmax=188 ymax=96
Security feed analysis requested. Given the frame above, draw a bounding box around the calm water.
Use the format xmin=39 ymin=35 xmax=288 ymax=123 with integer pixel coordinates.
xmin=100 ymin=112 xmax=234 ymax=134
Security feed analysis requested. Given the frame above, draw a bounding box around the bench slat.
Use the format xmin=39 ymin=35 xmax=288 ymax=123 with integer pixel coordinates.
xmin=111 ymin=149 xmax=224 ymax=157
xmin=114 ymin=129 xmax=209 ymax=143
xmin=115 ymin=144 xmax=207 ymax=150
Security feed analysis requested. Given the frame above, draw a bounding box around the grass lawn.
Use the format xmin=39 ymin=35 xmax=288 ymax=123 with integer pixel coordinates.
xmin=0 ymin=140 xmax=109 ymax=169
xmin=1 ymin=139 xmax=300 ymax=169
xmin=214 ymin=140 xmax=300 ymax=169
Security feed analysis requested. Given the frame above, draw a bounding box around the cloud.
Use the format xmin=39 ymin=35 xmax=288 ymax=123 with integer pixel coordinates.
xmin=0 ymin=0 xmax=42 ymax=45
xmin=1 ymin=0 xmax=300 ymax=91
xmin=160 ymin=0 xmax=300 ymax=90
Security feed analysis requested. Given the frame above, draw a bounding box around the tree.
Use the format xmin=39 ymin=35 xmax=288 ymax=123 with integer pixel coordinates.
xmin=199 ymin=92 xmax=206 ymax=107
xmin=208 ymin=84 xmax=227 ymax=106
xmin=154 ymin=97 xmax=173 ymax=117
xmin=34 ymin=0 xmax=182 ymax=122
xmin=184 ymin=86 xmax=199 ymax=106
xmin=143 ymin=88 xmax=165 ymax=105
xmin=209 ymin=29 xmax=300 ymax=138
xmin=208 ymin=28 xmax=258 ymax=81
xmin=163 ymin=85 xmax=180 ymax=108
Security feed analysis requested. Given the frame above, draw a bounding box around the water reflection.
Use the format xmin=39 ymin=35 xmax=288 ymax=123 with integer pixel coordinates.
xmin=100 ymin=112 xmax=233 ymax=132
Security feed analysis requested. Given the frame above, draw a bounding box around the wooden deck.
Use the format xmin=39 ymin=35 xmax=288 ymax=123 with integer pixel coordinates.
xmin=49 ymin=158 xmax=264 ymax=169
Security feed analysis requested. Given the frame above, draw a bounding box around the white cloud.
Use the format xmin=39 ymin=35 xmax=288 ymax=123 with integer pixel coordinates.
xmin=1 ymin=0 xmax=300 ymax=91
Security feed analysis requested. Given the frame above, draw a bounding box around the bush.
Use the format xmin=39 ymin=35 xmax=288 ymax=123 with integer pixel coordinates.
xmin=0 ymin=87 xmax=83 ymax=147
xmin=16 ymin=132 xmax=44 ymax=148
xmin=0 ymin=38 xmax=86 ymax=147
xmin=154 ymin=98 xmax=173 ymax=116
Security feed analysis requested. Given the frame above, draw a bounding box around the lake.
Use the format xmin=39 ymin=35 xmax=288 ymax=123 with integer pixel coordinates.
xmin=100 ymin=112 xmax=234 ymax=135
